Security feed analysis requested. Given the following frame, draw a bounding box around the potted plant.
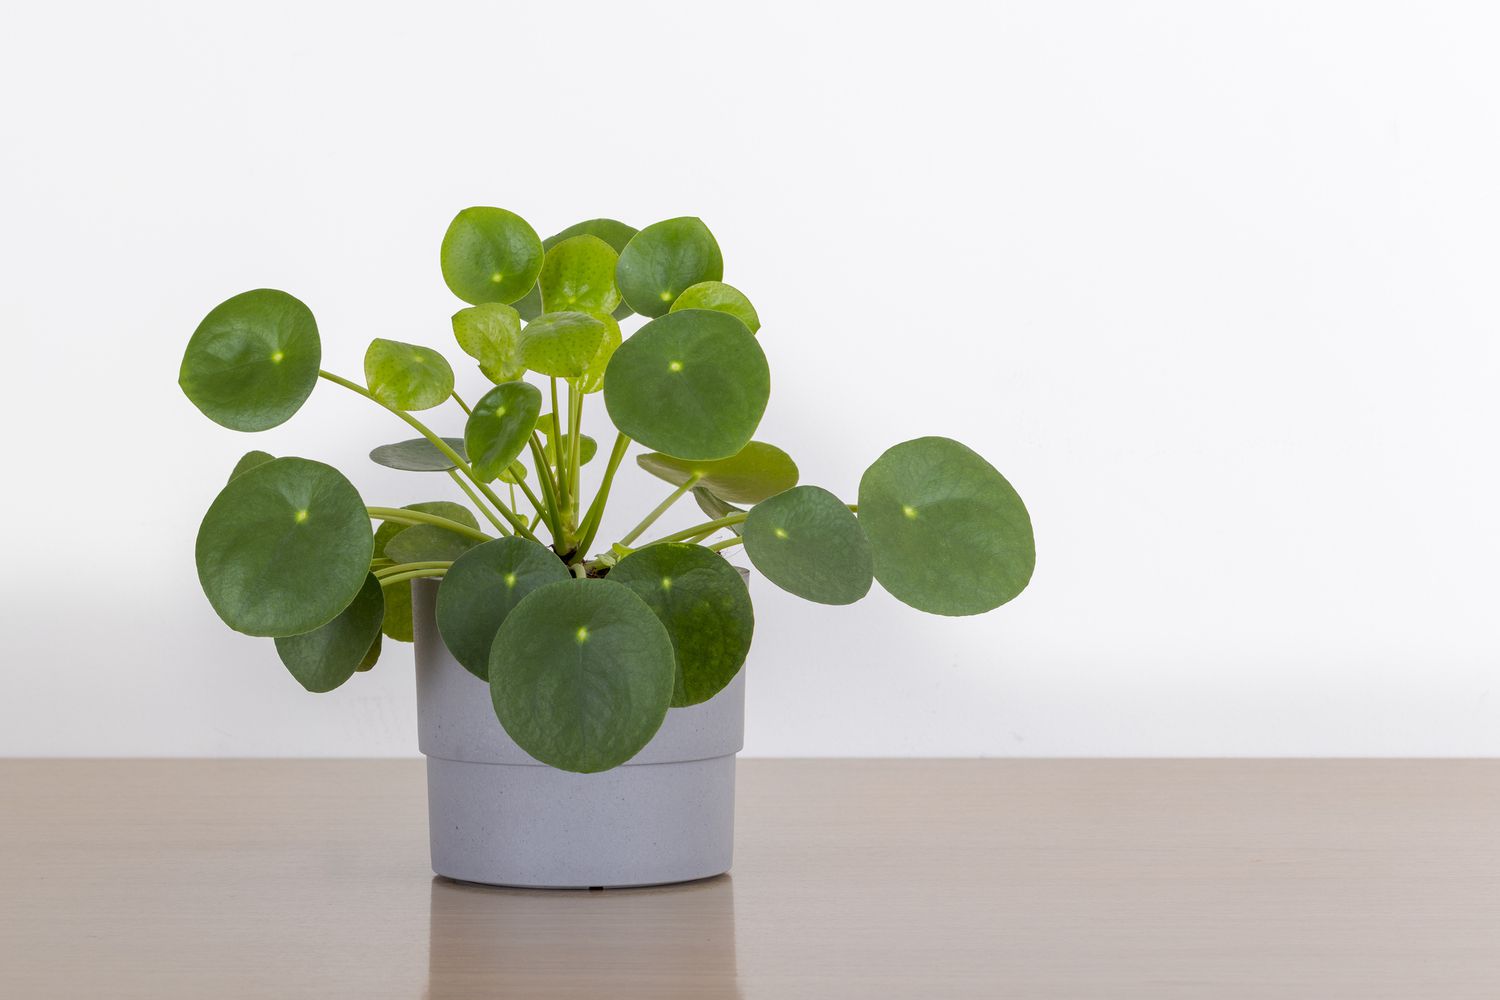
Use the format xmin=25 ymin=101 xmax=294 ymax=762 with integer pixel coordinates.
xmin=179 ymin=208 xmax=1036 ymax=888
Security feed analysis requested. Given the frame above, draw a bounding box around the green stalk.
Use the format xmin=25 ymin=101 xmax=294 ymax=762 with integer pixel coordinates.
xmin=446 ymin=470 xmax=508 ymax=535
xmin=377 ymin=567 xmax=449 ymax=587
xmin=375 ymin=560 xmax=454 ymax=579
xmin=450 ymin=390 xmax=472 ymax=416
xmin=707 ymin=536 xmax=745 ymax=553
xmin=618 ymin=476 xmax=700 ymax=546
xmin=513 ymin=470 xmax=554 ymax=541
xmin=575 ymin=432 xmax=630 ymax=558
xmin=550 ymin=377 xmax=566 ymax=501
xmin=566 ymin=379 xmax=584 ymax=529
xmin=526 ymin=435 xmax=565 ymax=544
xmin=366 ymin=506 xmax=491 ymax=543
xmin=639 ymin=511 xmax=747 ymax=547
xmin=319 ymin=371 xmax=538 ymax=542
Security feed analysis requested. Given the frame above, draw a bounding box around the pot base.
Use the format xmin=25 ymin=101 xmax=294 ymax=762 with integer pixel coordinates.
xmin=425 ymin=754 xmax=737 ymax=889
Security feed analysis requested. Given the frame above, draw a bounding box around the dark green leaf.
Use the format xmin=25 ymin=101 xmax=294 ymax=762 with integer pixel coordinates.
xmin=638 ymin=441 xmax=797 ymax=504
xmin=858 ymin=437 xmax=1035 ymax=616
xmin=435 ymin=537 xmax=570 ymax=680
xmin=274 ymin=573 xmax=384 ymax=692
xmin=229 ymin=450 xmax=275 ymax=482
xmin=615 ymin=217 xmax=723 ymax=317
xmin=743 ymin=485 xmax=872 ymax=605
xmin=381 ymin=503 xmax=480 ymax=564
xmin=440 ymin=207 xmax=544 ymax=305
xmin=369 ymin=437 xmax=467 ymax=472
xmin=464 ymin=381 xmax=542 ymax=481
xmin=195 ymin=457 xmax=373 ymax=636
xmin=489 ymin=579 xmax=675 ymax=773
xmin=669 ymin=280 xmax=760 ymax=334
xmin=609 ymin=544 xmax=753 ymax=707
xmin=355 ymin=631 xmax=382 ymax=671
xmin=603 ymin=309 xmax=769 ymax=460
xmin=179 ymin=289 xmax=320 ymax=432
xmin=364 ymin=339 xmax=454 ymax=411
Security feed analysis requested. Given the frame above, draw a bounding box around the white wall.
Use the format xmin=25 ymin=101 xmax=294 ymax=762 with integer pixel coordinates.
xmin=2 ymin=1 xmax=1497 ymax=757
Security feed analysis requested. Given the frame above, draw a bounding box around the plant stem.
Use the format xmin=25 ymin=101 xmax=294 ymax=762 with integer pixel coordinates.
xmin=575 ymin=432 xmax=630 ymax=558
xmin=375 ymin=560 xmax=454 ymax=579
xmin=377 ymin=567 xmax=449 ymax=587
xmin=366 ymin=506 xmax=491 ymax=543
xmin=318 ymin=370 xmax=538 ymax=542
xmin=640 ymin=511 xmax=747 ymax=547
xmin=446 ymin=470 xmax=508 ymax=535
xmin=707 ymin=536 xmax=745 ymax=553
xmin=512 ymin=471 xmax=553 ymax=541
xmin=550 ymin=377 xmax=566 ymax=501
xmin=619 ymin=476 xmax=700 ymax=546
xmin=450 ymin=390 xmax=472 ymax=416
xmin=526 ymin=435 xmax=564 ymax=543
xmin=566 ymin=380 xmax=584 ymax=524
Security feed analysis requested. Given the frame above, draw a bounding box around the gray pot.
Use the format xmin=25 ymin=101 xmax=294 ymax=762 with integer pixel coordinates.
xmin=412 ymin=579 xmax=744 ymax=889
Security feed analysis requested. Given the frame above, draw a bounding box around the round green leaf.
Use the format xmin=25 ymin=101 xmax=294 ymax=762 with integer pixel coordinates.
xmin=195 ymin=457 xmax=374 ymax=636
xmin=489 ymin=579 xmax=675 ymax=773
xmin=229 ymin=450 xmax=275 ymax=482
xmin=540 ymin=235 xmax=621 ymax=316
xmin=669 ymin=281 xmax=760 ymax=334
xmin=273 ymin=573 xmax=384 ymax=693
xmin=364 ymin=339 xmax=454 ymax=411
xmin=519 ymin=312 xmax=606 ymax=378
xmin=381 ymin=579 xmax=413 ymax=643
xmin=579 ymin=313 xmax=621 ymax=394
xmin=380 ymin=502 xmax=480 ymax=564
xmin=615 ymin=217 xmax=723 ymax=317
xmin=179 ymin=289 xmax=320 ymax=432
xmin=858 ymin=437 xmax=1035 ymax=616
xmin=440 ymin=207 xmax=544 ymax=305
xmin=743 ymin=485 xmax=872 ymax=606
xmin=356 ymin=631 xmax=382 ymax=671
xmin=369 ymin=437 xmax=467 ymax=472
xmin=638 ymin=441 xmax=798 ymax=505
xmin=435 ymin=537 xmax=570 ymax=680
xmin=517 ymin=219 xmax=639 ymax=322
xmin=498 ymin=461 xmax=528 ymax=484
xmin=464 ymin=381 xmax=542 ymax=482
xmin=609 ymin=544 xmax=754 ymax=707
xmin=693 ymin=487 xmax=744 ymax=536
xmin=452 ymin=303 xmax=524 ymax=383
xmin=603 ymin=309 xmax=769 ymax=460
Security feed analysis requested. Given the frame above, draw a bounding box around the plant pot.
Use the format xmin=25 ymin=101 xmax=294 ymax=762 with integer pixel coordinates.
xmin=411 ymin=579 xmax=744 ymax=888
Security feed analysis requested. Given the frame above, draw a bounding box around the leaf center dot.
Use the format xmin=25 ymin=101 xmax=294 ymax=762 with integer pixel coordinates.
xmin=575 ymin=626 xmax=589 ymax=644
xmin=773 ymin=527 xmax=788 ymax=539
xmin=490 ymin=272 xmax=505 ymax=284
xmin=294 ymin=509 xmax=309 ymax=524
xmin=902 ymin=505 xmax=919 ymax=520
xmin=668 ymin=361 xmax=683 ymax=373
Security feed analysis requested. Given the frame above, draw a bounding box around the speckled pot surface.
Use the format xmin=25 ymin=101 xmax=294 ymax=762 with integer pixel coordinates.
xmin=412 ymin=579 xmax=744 ymax=889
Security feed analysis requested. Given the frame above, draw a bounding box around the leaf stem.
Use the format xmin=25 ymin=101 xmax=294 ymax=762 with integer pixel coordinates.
xmin=707 ymin=536 xmax=745 ymax=553
xmin=446 ymin=470 xmax=509 ymax=535
xmin=377 ymin=567 xmax=449 ymax=587
xmin=366 ymin=506 xmax=491 ymax=543
xmin=550 ymin=377 xmax=566 ymax=500
xmin=375 ymin=560 xmax=454 ymax=579
xmin=526 ymin=435 xmax=565 ymax=544
xmin=640 ymin=511 xmax=747 ymax=547
xmin=575 ymin=432 xmax=630 ymax=558
xmin=450 ymin=390 xmax=472 ymax=416
xmin=619 ymin=476 xmax=701 ymax=546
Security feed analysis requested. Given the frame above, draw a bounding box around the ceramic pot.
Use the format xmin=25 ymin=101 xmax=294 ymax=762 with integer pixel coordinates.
xmin=412 ymin=579 xmax=744 ymax=888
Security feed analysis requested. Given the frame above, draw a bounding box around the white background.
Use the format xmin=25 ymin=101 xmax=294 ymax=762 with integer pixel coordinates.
xmin=2 ymin=2 xmax=1496 ymax=757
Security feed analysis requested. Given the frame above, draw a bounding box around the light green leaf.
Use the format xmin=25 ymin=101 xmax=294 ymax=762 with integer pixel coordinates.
xmin=609 ymin=544 xmax=753 ymax=707
xmin=368 ymin=437 xmax=467 ymax=473
xmin=615 ymin=217 xmax=723 ymax=317
xmin=743 ymin=485 xmax=872 ymax=606
xmin=195 ymin=457 xmax=373 ymax=636
xmin=180 ymin=289 xmax=320 ymax=432
xmin=638 ymin=441 xmax=797 ymax=504
xmin=440 ymin=207 xmax=544 ymax=305
xmin=464 ymin=381 xmax=542 ymax=482
xmin=364 ymin=339 xmax=454 ymax=411
xmin=540 ymin=235 xmax=621 ymax=316
xmin=229 ymin=450 xmax=275 ymax=482
xmin=435 ymin=537 xmax=570 ymax=680
xmin=274 ymin=573 xmax=385 ymax=693
xmin=516 ymin=219 xmax=639 ymax=322
xmin=535 ymin=413 xmax=598 ymax=467
xmin=603 ymin=309 xmax=769 ymax=460
xmin=452 ymin=303 xmax=525 ymax=383
xmin=669 ymin=281 xmax=760 ymax=334
xmin=519 ymin=312 xmax=606 ymax=378
xmin=380 ymin=502 xmax=480 ymax=564
xmin=489 ymin=579 xmax=675 ymax=773
xmin=381 ymin=579 xmax=413 ymax=643
xmin=579 ymin=313 xmax=621 ymax=394
xmin=858 ymin=437 xmax=1035 ymax=616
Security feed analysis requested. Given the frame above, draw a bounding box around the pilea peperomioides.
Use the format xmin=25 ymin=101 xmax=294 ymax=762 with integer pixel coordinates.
xmin=179 ymin=209 xmax=1036 ymax=773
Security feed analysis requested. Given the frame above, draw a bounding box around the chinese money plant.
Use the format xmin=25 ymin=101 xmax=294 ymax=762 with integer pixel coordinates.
xmin=180 ymin=209 xmax=1036 ymax=772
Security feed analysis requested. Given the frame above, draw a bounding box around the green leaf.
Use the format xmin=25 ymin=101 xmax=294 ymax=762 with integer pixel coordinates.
xmin=356 ymin=631 xmax=382 ymax=671
xmin=499 ymin=462 xmax=528 ymax=484
xmin=669 ymin=281 xmax=760 ymax=334
xmin=435 ymin=537 xmax=570 ymax=680
xmin=516 ymin=219 xmax=639 ymax=322
xmin=440 ymin=207 xmax=544 ymax=305
xmin=608 ymin=544 xmax=754 ymax=707
xmin=743 ymin=485 xmax=872 ymax=605
xmin=381 ymin=580 xmax=413 ymax=643
xmin=229 ymin=450 xmax=275 ymax=482
xmin=381 ymin=502 xmax=480 ymax=564
xmin=489 ymin=579 xmax=675 ymax=773
xmin=536 ymin=414 xmax=598 ymax=468
xmin=364 ymin=339 xmax=454 ymax=411
xmin=452 ymin=303 xmax=525 ymax=383
xmin=615 ymin=217 xmax=723 ymax=317
xmin=464 ymin=381 xmax=542 ymax=482
xmin=372 ymin=500 xmax=476 ymax=643
xmin=179 ymin=289 xmax=321 ymax=432
xmin=368 ymin=437 xmax=467 ymax=472
xmin=195 ymin=457 xmax=373 ymax=637
xmin=519 ymin=312 xmax=606 ymax=378
xmin=858 ymin=437 xmax=1035 ymax=616
xmin=540 ymin=235 xmax=621 ymax=316
xmin=693 ymin=487 xmax=744 ymax=536
xmin=578 ymin=313 xmax=621 ymax=394
xmin=638 ymin=441 xmax=798 ymax=505
xmin=273 ymin=573 xmax=385 ymax=693
xmin=603 ymin=309 xmax=769 ymax=460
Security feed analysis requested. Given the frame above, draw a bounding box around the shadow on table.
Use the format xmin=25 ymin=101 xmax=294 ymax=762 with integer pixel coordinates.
xmin=425 ymin=873 xmax=742 ymax=998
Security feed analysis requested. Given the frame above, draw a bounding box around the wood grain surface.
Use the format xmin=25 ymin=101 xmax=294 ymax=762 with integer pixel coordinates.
xmin=1 ymin=759 xmax=1497 ymax=998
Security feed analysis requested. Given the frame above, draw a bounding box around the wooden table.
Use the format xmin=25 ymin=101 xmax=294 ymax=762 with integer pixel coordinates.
xmin=1 ymin=760 xmax=1497 ymax=998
